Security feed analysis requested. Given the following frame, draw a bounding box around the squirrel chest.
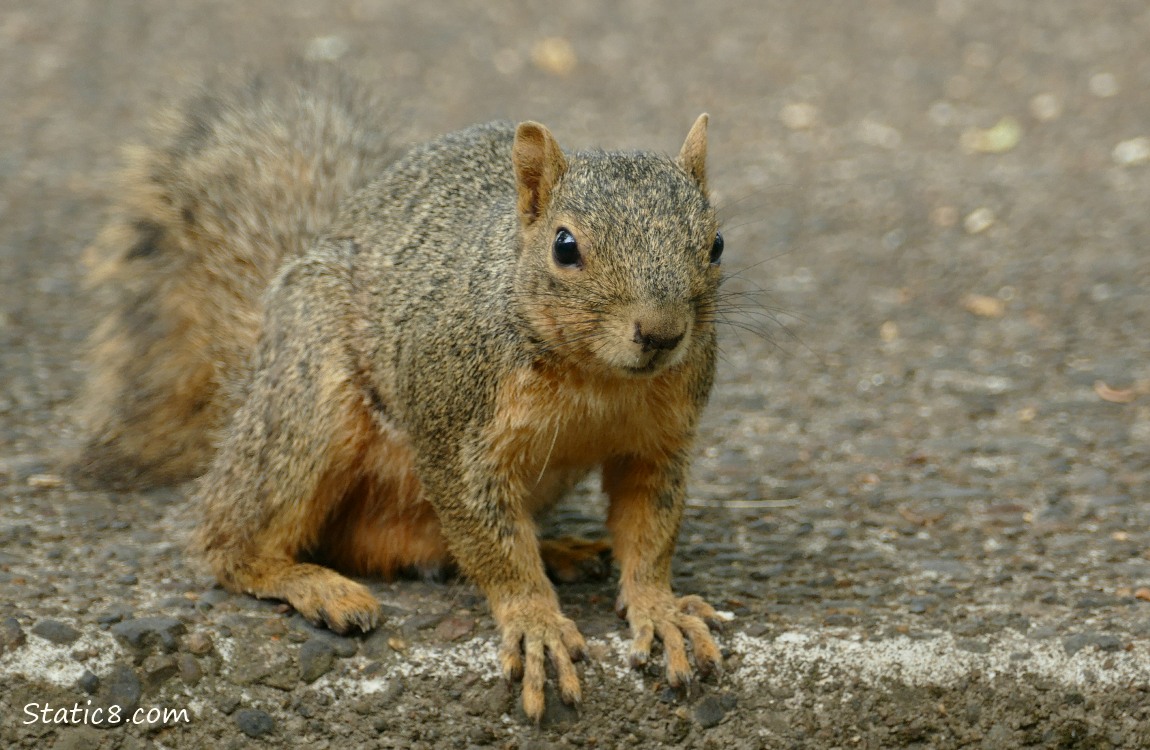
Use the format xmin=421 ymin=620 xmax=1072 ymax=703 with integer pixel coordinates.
xmin=485 ymin=361 xmax=696 ymax=474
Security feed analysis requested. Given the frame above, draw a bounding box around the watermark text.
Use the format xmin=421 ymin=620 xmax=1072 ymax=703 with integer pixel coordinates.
xmin=23 ymin=700 xmax=191 ymax=726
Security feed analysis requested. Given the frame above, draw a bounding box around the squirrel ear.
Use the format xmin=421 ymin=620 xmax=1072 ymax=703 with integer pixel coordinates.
xmin=677 ymin=113 xmax=709 ymax=194
xmin=512 ymin=122 xmax=568 ymax=226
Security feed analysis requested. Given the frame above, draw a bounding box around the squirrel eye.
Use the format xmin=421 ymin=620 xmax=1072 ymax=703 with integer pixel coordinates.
xmin=552 ymin=228 xmax=582 ymax=268
xmin=709 ymin=231 xmax=724 ymax=265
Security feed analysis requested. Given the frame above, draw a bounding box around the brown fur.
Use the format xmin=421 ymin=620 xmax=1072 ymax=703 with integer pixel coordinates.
xmin=77 ymin=69 xmax=726 ymax=721
xmin=71 ymin=66 xmax=400 ymax=487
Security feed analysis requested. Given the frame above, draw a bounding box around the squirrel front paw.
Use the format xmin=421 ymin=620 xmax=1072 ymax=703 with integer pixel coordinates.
xmin=617 ymin=588 xmax=725 ymax=688
xmin=496 ymin=596 xmax=587 ymax=722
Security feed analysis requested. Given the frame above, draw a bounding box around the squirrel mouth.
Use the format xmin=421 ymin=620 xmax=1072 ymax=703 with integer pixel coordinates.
xmin=623 ymin=362 xmax=660 ymax=376
xmin=620 ymin=351 xmax=669 ymax=377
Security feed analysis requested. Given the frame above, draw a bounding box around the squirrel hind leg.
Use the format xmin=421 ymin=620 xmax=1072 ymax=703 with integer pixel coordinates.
xmin=540 ymin=537 xmax=613 ymax=584
xmin=217 ymin=555 xmax=382 ymax=634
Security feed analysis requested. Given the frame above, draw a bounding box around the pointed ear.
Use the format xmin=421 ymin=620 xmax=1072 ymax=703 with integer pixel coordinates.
xmin=677 ymin=113 xmax=709 ymax=194
xmin=512 ymin=121 xmax=568 ymax=226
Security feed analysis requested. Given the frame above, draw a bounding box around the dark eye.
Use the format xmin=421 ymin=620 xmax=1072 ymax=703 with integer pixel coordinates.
xmin=552 ymin=228 xmax=582 ymax=268
xmin=709 ymin=231 xmax=724 ymax=265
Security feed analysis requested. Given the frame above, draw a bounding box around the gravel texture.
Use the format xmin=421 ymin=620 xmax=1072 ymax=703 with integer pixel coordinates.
xmin=2 ymin=1 xmax=1150 ymax=748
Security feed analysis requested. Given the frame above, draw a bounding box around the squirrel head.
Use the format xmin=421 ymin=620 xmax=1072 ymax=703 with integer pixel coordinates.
xmin=512 ymin=115 xmax=721 ymax=378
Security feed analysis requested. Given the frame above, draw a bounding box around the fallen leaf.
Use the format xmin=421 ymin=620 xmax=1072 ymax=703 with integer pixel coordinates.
xmin=1094 ymin=380 xmax=1137 ymax=404
xmin=961 ymin=116 xmax=1023 ymax=154
xmin=899 ymin=506 xmax=945 ymax=526
xmin=27 ymin=473 xmax=63 ymax=488
xmin=531 ymin=37 xmax=577 ymax=75
xmin=963 ymin=207 xmax=996 ymax=234
xmin=1113 ymin=137 xmax=1150 ymax=166
xmin=433 ymin=615 xmax=474 ymax=641
xmin=962 ymin=294 xmax=1005 ymax=318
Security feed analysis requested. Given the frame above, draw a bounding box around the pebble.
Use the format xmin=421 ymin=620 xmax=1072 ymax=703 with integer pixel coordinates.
xmin=234 ymin=708 xmax=276 ymax=738
xmin=142 ymin=654 xmax=179 ymax=690
xmin=198 ymin=588 xmax=232 ymax=606
xmin=298 ymin=638 xmax=336 ymax=683
xmin=98 ymin=664 xmax=142 ymax=725
xmin=526 ymin=685 xmax=579 ymax=729
xmin=77 ymin=669 xmax=100 ymax=694
xmin=287 ymin=617 xmax=359 ymax=657
xmin=433 ymin=615 xmax=474 ymax=641
xmin=184 ymin=630 xmax=214 ymax=655
xmin=693 ymin=694 xmax=727 ymax=728
xmin=216 ymin=694 xmax=242 ymax=715
xmin=31 ymin=618 xmax=81 ymax=645
xmin=96 ymin=604 xmax=133 ymax=625
xmin=0 ymin=616 xmax=26 ymax=652
xmin=177 ymin=653 xmax=203 ymax=685
xmin=361 ymin=627 xmax=401 ymax=660
xmin=1063 ymin=633 xmax=1122 ymax=655
xmin=403 ymin=611 xmax=449 ymax=633
xmin=111 ymin=616 xmax=186 ymax=652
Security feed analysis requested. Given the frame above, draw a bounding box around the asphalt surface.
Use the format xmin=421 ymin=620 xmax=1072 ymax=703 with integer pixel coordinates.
xmin=2 ymin=1 xmax=1150 ymax=748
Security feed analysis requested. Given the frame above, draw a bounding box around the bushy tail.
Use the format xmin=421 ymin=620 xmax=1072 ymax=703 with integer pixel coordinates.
xmin=72 ymin=64 xmax=402 ymax=488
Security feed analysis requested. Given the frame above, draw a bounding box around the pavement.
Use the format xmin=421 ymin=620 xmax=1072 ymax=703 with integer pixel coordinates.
xmin=2 ymin=1 xmax=1150 ymax=748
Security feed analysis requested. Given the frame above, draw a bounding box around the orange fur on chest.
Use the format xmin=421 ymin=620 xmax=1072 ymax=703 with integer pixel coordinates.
xmin=488 ymin=363 xmax=695 ymax=476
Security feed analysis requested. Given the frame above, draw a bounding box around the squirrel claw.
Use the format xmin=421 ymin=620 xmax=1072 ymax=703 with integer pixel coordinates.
xmin=497 ymin=599 xmax=586 ymax=722
xmin=289 ymin=575 xmax=382 ymax=634
xmin=621 ymin=589 xmax=723 ymax=688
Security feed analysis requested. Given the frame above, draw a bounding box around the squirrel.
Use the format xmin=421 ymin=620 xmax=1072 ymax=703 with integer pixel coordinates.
xmin=74 ymin=65 xmax=728 ymax=720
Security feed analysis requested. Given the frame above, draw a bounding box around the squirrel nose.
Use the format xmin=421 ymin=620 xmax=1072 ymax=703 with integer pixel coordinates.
xmin=633 ymin=322 xmax=685 ymax=352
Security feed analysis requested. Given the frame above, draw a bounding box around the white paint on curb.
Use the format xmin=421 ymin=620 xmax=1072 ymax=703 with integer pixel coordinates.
xmin=0 ymin=629 xmax=118 ymax=688
xmin=324 ymin=629 xmax=1150 ymax=696
xmin=5 ymin=625 xmax=1147 ymax=695
xmin=730 ymin=630 xmax=1150 ymax=689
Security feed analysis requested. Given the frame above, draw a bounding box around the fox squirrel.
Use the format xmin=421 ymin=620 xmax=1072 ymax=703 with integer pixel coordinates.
xmin=75 ymin=65 xmax=727 ymax=720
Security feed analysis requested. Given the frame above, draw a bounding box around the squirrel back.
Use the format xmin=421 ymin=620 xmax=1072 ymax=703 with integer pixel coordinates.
xmin=73 ymin=65 xmax=401 ymax=487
